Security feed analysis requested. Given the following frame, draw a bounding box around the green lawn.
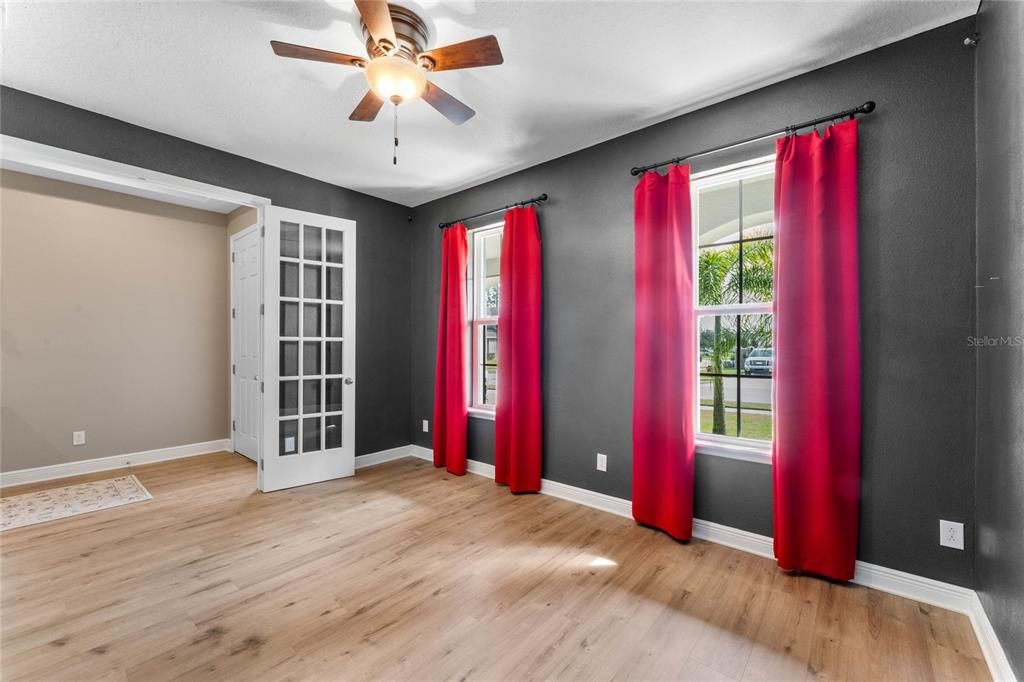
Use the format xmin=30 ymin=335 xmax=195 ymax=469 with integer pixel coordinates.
xmin=699 ymin=399 xmax=771 ymax=411
xmin=699 ymin=408 xmax=772 ymax=441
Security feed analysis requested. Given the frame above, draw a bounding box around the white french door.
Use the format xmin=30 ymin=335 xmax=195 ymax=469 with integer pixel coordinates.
xmin=260 ymin=206 xmax=356 ymax=492
xmin=231 ymin=225 xmax=261 ymax=460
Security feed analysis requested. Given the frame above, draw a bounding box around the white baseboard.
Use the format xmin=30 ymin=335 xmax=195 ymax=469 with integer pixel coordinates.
xmin=852 ymin=559 xmax=975 ymax=613
xmin=540 ymin=477 xmax=632 ymax=517
xmin=388 ymin=444 xmax=1016 ymax=681
xmin=407 ymin=444 xmax=499 ymax=479
xmin=355 ymin=444 xmax=417 ymax=470
xmin=692 ymin=518 xmax=774 ymax=558
xmin=408 ymin=444 xmax=433 ymax=462
xmin=0 ymin=438 xmax=232 ymax=488
xmin=969 ymin=592 xmax=1019 ymax=682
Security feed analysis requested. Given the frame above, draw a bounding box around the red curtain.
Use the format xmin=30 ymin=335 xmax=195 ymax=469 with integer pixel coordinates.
xmin=433 ymin=224 xmax=468 ymax=476
xmin=494 ymin=206 xmax=543 ymax=492
xmin=773 ymin=119 xmax=861 ymax=581
xmin=632 ymin=166 xmax=696 ymax=540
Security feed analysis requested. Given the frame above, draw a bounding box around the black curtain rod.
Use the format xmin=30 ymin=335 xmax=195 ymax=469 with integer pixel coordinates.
xmin=438 ymin=194 xmax=549 ymax=229
xmin=629 ymin=101 xmax=876 ymax=177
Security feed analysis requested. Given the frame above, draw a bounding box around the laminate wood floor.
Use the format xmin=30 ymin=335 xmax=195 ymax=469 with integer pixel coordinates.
xmin=0 ymin=453 xmax=990 ymax=681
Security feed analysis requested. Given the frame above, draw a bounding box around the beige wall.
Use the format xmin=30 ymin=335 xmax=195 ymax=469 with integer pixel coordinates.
xmin=1 ymin=171 xmax=231 ymax=472
xmin=226 ymin=206 xmax=258 ymax=237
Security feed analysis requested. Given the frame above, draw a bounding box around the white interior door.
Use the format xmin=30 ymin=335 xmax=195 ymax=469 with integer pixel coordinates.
xmin=260 ymin=206 xmax=356 ymax=492
xmin=231 ymin=225 xmax=261 ymax=461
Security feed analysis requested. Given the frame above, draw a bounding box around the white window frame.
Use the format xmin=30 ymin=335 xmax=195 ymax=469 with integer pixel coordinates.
xmin=691 ymin=155 xmax=776 ymax=464
xmin=466 ymin=221 xmax=504 ymax=419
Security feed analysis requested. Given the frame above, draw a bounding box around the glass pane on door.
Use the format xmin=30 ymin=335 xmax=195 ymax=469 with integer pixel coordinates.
xmin=325 ymin=342 xmax=343 ymax=375
xmin=325 ymin=415 xmax=343 ymax=448
xmin=281 ymin=262 xmax=299 ymax=298
xmin=326 ymin=267 xmax=343 ymax=301
xmin=326 ymin=230 xmax=343 ymax=264
xmin=303 ymin=379 xmax=321 ymax=415
xmin=304 ymin=226 xmax=322 ymax=261
xmin=325 ymin=378 xmax=343 ymax=413
xmin=277 ymin=221 xmax=346 ymax=458
xmin=303 ymin=304 xmax=320 ymax=337
xmin=279 ymin=380 xmax=298 ymax=417
xmin=302 ymin=417 xmax=321 ymax=453
xmin=280 ymin=341 xmax=299 ymax=377
xmin=303 ymin=342 xmax=320 ymax=376
xmin=280 ymin=420 xmax=298 ymax=456
xmin=304 ymin=266 xmax=321 ymax=299
xmin=280 ymin=302 xmax=299 ymax=337
xmin=326 ymin=304 xmax=343 ymax=338
xmin=281 ymin=222 xmax=300 ymax=258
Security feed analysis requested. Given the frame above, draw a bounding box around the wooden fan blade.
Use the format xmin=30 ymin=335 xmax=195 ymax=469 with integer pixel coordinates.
xmin=270 ymin=41 xmax=364 ymax=67
xmin=349 ymin=90 xmax=384 ymax=122
xmin=354 ymin=0 xmax=398 ymax=52
xmin=419 ymin=35 xmax=503 ymax=72
xmin=422 ymin=81 xmax=475 ymax=125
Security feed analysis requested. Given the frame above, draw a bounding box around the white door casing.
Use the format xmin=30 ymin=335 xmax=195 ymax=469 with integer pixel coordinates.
xmin=260 ymin=206 xmax=356 ymax=492
xmin=231 ymin=225 xmax=261 ymax=460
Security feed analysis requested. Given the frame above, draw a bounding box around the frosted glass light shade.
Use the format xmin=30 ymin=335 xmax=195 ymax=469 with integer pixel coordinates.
xmin=365 ymin=56 xmax=427 ymax=103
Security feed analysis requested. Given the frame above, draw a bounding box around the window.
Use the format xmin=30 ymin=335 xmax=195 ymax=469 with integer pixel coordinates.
xmin=693 ymin=157 xmax=775 ymax=452
xmin=467 ymin=223 xmax=503 ymax=414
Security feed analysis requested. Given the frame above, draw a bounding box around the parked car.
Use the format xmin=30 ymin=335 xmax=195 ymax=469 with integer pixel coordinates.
xmin=744 ymin=348 xmax=773 ymax=375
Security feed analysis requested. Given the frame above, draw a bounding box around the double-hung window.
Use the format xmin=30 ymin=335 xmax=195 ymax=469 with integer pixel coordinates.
xmin=693 ymin=156 xmax=776 ymax=457
xmin=467 ymin=223 xmax=503 ymax=415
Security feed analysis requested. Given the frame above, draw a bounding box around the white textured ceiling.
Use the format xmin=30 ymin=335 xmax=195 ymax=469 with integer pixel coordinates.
xmin=1 ymin=1 xmax=974 ymax=206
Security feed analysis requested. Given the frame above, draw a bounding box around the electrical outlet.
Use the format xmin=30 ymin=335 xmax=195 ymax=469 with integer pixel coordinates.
xmin=72 ymin=431 xmax=86 ymax=446
xmin=596 ymin=453 xmax=607 ymax=472
xmin=939 ymin=520 xmax=964 ymax=550
xmin=422 ymin=419 xmax=429 ymax=433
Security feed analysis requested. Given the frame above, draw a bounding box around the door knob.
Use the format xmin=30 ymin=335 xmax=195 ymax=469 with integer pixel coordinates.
xmin=344 ymin=377 xmax=354 ymax=385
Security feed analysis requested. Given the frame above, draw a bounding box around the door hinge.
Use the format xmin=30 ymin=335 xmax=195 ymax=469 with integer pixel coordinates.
xmin=260 ymin=303 xmax=265 ymax=315
xmin=260 ymin=459 xmax=264 ymax=470
xmin=231 ymin=252 xmax=236 ymax=263
xmin=232 ymin=419 xmax=236 ymax=431
xmin=260 ymin=225 xmax=265 ymax=237
xmin=232 ymin=364 xmax=236 ymax=375
xmin=260 ymin=381 xmax=264 ymax=393
xmin=232 ymin=307 xmax=236 ymax=319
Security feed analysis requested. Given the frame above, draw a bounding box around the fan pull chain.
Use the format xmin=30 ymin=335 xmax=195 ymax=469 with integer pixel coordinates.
xmin=393 ymin=104 xmax=399 ymax=166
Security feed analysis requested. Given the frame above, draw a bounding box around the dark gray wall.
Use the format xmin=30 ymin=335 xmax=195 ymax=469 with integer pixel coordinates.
xmin=974 ymin=1 xmax=1024 ymax=677
xmin=0 ymin=86 xmax=413 ymax=458
xmin=410 ymin=19 xmax=978 ymax=585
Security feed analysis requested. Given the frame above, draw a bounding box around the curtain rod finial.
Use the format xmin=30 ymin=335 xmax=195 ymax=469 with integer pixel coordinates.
xmin=861 ymin=101 xmax=876 ymax=114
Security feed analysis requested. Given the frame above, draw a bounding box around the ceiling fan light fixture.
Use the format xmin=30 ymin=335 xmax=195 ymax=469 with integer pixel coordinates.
xmin=365 ymin=55 xmax=427 ymax=104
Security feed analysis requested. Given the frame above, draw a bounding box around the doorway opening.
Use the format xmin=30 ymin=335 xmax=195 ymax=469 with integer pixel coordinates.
xmin=1 ymin=135 xmax=269 ymax=487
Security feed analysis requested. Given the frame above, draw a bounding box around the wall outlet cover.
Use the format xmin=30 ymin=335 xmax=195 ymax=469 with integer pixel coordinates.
xmin=596 ymin=453 xmax=608 ymax=472
xmin=422 ymin=419 xmax=429 ymax=433
xmin=72 ymin=431 xmax=86 ymax=446
xmin=939 ymin=520 xmax=965 ymax=550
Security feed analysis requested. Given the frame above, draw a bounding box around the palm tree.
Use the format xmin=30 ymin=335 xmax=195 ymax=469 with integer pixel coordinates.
xmin=697 ymin=236 xmax=774 ymax=436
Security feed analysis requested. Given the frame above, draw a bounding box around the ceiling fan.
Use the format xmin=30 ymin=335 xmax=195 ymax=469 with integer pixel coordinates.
xmin=270 ymin=0 xmax=503 ymax=126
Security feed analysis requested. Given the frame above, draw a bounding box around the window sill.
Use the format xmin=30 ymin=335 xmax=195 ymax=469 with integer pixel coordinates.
xmin=695 ymin=438 xmax=772 ymax=465
xmin=468 ymin=408 xmax=495 ymax=421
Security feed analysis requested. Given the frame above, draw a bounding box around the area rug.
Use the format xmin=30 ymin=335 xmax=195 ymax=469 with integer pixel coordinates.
xmin=1 ymin=475 xmax=153 ymax=531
